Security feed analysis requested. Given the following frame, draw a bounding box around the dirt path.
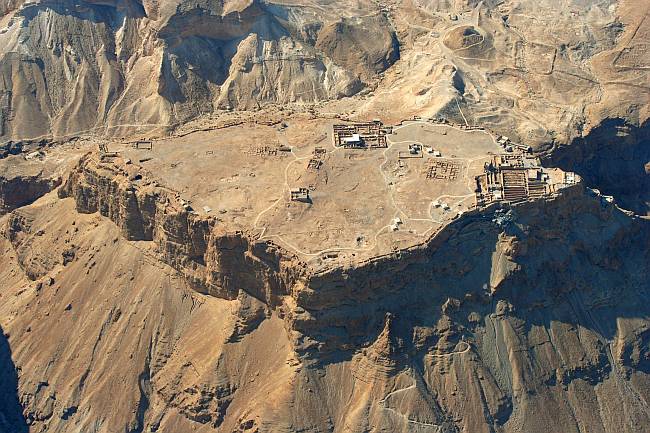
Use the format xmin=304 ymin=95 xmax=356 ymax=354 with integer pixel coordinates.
xmin=378 ymin=341 xmax=471 ymax=429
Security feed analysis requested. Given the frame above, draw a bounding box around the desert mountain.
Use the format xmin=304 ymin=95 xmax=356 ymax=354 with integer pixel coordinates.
xmin=1 ymin=0 xmax=648 ymax=213
xmin=0 ymin=0 xmax=398 ymax=139
xmin=0 ymin=0 xmax=649 ymax=433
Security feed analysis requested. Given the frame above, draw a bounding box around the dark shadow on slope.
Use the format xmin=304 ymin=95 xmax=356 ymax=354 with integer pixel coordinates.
xmin=544 ymin=118 xmax=650 ymax=215
xmin=158 ymin=37 xmax=235 ymax=104
xmin=301 ymin=194 xmax=650 ymax=427
xmin=0 ymin=325 xmax=27 ymax=433
xmin=0 ymin=173 xmax=61 ymax=216
xmin=19 ymin=0 xmax=146 ymax=26
xmin=471 ymin=199 xmax=650 ymax=403
xmin=303 ymin=211 xmax=503 ymax=366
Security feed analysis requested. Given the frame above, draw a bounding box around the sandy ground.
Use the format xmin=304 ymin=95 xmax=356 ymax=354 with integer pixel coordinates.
xmin=116 ymin=119 xmax=504 ymax=263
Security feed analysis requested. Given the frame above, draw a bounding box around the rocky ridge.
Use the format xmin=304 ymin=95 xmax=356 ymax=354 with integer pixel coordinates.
xmin=0 ymin=0 xmax=648 ymax=432
xmin=0 ymin=145 xmax=646 ymax=432
xmin=0 ymin=0 xmax=398 ymax=140
xmin=0 ymin=149 xmax=616 ymax=432
xmin=55 ymin=152 xmax=648 ymax=358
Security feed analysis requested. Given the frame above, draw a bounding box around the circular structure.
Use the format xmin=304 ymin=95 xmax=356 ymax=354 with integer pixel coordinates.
xmin=443 ymin=25 xmax=495 ymax=60
xmin=443 ymin=26 xmax=485 ymax=50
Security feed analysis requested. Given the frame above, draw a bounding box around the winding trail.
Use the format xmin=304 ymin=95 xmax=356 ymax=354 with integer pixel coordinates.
xmin=377 ymin=341 xmax=471 ymax=429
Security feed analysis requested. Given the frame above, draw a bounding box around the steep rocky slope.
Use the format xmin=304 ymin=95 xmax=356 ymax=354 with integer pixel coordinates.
xmin=2 ymin=0 xmax=648 ymax=149
xmin=0 ymin=149 xmax=647 ymax=433
xmin=0 ymin=0 xmax=397 ymax=140
xmin=0 ymin=0 xmax=649 ymax=432
xmin=545 ymin=119 xmax=650 ymax=215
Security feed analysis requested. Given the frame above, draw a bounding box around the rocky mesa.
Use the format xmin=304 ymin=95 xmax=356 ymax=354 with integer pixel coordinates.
xmin=0 ymin=130 xmax=647 ymax=432
xmin=0 ymin=0 xmax=649 ymax=433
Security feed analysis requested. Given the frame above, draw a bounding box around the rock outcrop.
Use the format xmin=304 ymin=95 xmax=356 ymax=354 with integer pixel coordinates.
xmin=1 ymin=150 xmax=632 ymax=432
xmin=0 ymin=173 xmax=60 ymax=215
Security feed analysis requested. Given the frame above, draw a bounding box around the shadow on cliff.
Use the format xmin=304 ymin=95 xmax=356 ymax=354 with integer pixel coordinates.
xmin=307 ymin=212 xmax=504 ymax=366
xmin=20 ymin=0 xmax=146 ymax=25
xmin=310 ymin=196 xmax=650 ymax=380
xmin=0 ymin=325 xmax=27 ymax=433
xmin=544 ymin=118 xmax=650 ymax=215
xmin=312 ymin=201 xmax=650 ymax=429
xmin=469 ymin=202 xmax=650 ymax=394
xmin=498 ymin=199 xmax=650 ymax=335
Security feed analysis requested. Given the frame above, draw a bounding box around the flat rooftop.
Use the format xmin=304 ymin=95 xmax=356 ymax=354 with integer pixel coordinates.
xmin=112 ymin=119 xmax=532 ymax=267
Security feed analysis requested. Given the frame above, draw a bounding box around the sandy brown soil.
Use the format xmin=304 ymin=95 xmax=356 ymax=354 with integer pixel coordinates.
xmin=0 ymin=1 xmax=649 ymax=433
xmin=110 ymin=118 xmax=568 ymax=267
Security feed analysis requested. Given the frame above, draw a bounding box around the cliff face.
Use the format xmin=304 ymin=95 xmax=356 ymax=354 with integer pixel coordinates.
xmin=546 ymin=119 xmax=650 ymax=216
xmin=0 ymin=174 xmax=60 ymax=215
xmin=3 ymin=152 xmax=634 ymax=432
xmin=58 ymin=155 xmax=305 ymax=301
xmin=0 ymin=144 xmax=84 ymax=216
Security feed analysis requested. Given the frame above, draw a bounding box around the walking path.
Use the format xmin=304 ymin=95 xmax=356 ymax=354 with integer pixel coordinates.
xmin=378 ymin=340 xmax=471 ymax=429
